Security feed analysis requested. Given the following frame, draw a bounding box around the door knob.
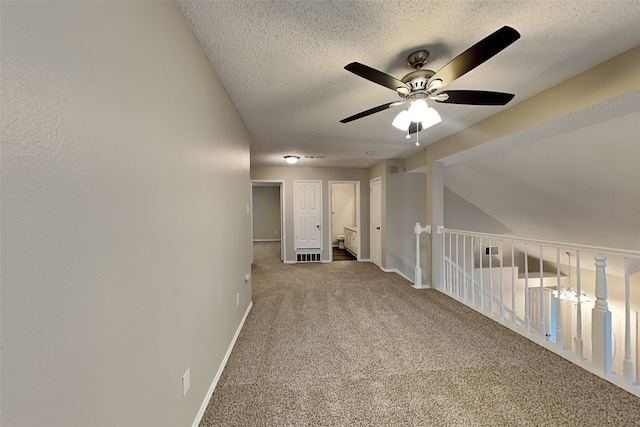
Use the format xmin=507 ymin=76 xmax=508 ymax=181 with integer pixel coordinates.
xmin=376 ymin=226 xmax=381 ymax=230
xmin=316 ymin=225 xmax=321 ymax=229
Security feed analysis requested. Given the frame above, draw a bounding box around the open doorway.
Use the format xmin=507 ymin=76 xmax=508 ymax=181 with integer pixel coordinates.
xmin=328 ymin=181 xmax=360 ymax=262
xmin=251 ymin=180 xmax=285 ymax=263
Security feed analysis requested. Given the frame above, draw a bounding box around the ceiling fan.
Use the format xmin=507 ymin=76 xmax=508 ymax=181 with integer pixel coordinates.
xmin=340 ymin=26 xmax=521 ymax=133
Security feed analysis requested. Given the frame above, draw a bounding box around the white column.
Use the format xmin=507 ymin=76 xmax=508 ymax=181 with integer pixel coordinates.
xmin=591 ymin=254 xmax=612 ymax=375
xmin=427 ymin=161 xmax=444 ymax=289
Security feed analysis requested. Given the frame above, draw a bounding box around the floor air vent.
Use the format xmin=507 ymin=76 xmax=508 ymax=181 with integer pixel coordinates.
xmin=296 ymin=251 xmax=322 ymax=263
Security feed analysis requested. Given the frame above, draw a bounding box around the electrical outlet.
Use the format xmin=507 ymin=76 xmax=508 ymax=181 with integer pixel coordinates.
xmin=236 ymin=293 xmax=239 ymax=307
xmin=246 ymin=204 xmax=250 ymax=215
xmin=182 ymin=368 xmax=190 ymax=397
xmin=274 ymin=229 xmax=278 ymax=235
xmin=244 ymin=273 xmax=250 ymax=283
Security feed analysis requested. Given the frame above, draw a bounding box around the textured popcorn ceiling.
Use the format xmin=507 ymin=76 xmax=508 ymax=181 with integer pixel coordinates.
xmin=176 ymin=1 xmax=640 ymax=168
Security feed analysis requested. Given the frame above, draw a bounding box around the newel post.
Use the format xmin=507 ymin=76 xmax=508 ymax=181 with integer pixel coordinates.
xmin=413 ymin=223 xmax=431 ymax=289
xmin=591 ymin=254 xmax=612 ymax=375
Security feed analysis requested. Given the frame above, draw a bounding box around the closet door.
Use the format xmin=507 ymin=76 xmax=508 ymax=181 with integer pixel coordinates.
xmin=294 ymin=180 xmax=322 ymax=249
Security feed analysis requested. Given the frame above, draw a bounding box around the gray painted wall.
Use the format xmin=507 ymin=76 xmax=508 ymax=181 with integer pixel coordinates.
xmin=385 ymin=162 xmax=428 ymax=285
xmin=1 ymin=3 xmax=252 ymax=426
xmin=444 ymin=187 xmax=513 ymax=235
xmin=252 ymin=185 xmax=281 ymax=240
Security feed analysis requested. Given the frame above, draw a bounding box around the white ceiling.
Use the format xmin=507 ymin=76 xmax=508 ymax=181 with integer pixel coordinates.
xmin=176 ymin=0 xmax=640 ymax=168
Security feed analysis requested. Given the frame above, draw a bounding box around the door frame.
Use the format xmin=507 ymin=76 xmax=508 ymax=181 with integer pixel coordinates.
xmin=328 ymin=180 xmax=361 ymax=262
xmin=250 ymin=180 xmax=285 ymax=263
xmin=370 ymin=176 xmax=382 ymax=267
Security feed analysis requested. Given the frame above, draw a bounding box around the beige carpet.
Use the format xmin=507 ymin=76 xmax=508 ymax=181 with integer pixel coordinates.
xmin=199 ymin=242 xmax=640 ymax=426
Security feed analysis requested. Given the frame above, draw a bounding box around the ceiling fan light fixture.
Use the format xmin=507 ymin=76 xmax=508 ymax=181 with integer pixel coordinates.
xmin=420 ymin=106 xmax=442 ymax=129
xmin=408 ymin=99 xmax=429 ymax=122
xmin=284 ymin=155 xmax=299 ymax=164
xmin=392 ymin=110 xmax=411 ymax=131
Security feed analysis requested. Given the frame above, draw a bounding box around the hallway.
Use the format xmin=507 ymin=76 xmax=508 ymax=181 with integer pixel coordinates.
xmin=199 ymin=242 xmax=640 ymax=426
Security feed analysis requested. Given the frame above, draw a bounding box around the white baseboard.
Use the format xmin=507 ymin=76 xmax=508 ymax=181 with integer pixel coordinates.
xmin=192 ymin=301 xmax=253 ymax=427
xmin=358 ymin=258 xmax=370 ymax=262
xmin=252 ymin=239 xmax=281 ymax=242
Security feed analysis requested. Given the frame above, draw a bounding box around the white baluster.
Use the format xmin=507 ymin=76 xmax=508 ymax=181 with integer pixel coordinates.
xmin=525 ymin=243 xmax=531 ymax=334
xmin=540 ymin=245 xmax=546 ymax=341
xmin=448 ymin=233 xmax=452 ymax=294
xmin=511 ymin=242 xmax=516 ymax=327
xmin=471 ymin=236 xmax=475 ymax=305
xmin=414 ymin=223 xmax=422 ymax=289
xmin=591 ymin=254 xmax=612 ymax=375
xmin=489 ymin=239 xmax=494 ymax=315
xmin=499 ymin=240 xmax=505 ymax=321
xmin=463 ymin=236 xmax=468 ymax=301
xmin=555 ymin=248 xmax=563 ymax=350
xmin=623 ymin=257 xmax=634 ymax=384
xmin=479 ymin=237 xmax=484 ymax=311
xmin=455 ymin=234 xmax=460 ymax=297
xmin=575 ymin=251 xmax=584 ymax=360
xmin=442 ymin=233 xmax=447 ymax=291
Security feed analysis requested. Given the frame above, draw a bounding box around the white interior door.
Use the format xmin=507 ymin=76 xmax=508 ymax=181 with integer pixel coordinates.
xmin=294 ymin=180 xmax=322 ymax=249
xmin=370 ymin=177 xmax=381 ymax=267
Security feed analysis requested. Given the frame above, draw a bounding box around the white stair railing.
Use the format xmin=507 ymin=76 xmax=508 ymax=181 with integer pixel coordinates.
xmin=415 ymin=224 xmax=640 ymax=397
xmin=445 ymin=254 xmax=526 ymax=327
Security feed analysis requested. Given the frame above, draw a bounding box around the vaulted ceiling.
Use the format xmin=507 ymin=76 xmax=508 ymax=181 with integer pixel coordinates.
xmin=176 ymin=0 xmax=640 ymax=168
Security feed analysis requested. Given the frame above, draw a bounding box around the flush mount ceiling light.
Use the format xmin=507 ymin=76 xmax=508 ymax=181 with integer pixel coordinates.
xmin=284 ymin=156 xmax=299 ymax=164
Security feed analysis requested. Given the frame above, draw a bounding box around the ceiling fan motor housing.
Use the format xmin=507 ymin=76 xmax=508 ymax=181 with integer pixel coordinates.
xmin=401 ymin=69 xmax=436 ymax=99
